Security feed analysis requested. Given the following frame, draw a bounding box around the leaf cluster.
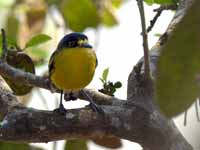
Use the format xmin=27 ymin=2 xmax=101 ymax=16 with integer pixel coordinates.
xmin=99 ymin=68 xmax=122 ymax=96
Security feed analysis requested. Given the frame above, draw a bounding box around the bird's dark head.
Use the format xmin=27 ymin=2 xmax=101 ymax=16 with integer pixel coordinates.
xmin=57 ymin=33 xmax=92 ymax=50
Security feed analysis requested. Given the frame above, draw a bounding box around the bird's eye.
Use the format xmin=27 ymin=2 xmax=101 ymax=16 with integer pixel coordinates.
xmin=78 ymin=39 xmax=88 ymax=46
xmin=78 ymin=40 xmax=84 ymax=45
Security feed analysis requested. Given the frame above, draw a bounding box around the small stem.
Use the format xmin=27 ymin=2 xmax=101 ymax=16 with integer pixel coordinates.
xmin=147 ymin=4 xmax=178 ymax=33
xmin=1 ymin=29 xmax=8 ymax=61
xmin=137 ymin=0 xmax=150 ymax=79
xmin=147 ymin=10 xmax=162 ymax=33
xmin=153 ymin=4 xmax=178 ymax=12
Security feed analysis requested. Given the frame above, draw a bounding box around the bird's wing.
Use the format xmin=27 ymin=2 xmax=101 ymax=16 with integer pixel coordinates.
xmin=95 ymin=52 xmax=98 ymax=68
xmin=48 ymin=50 xmax=59 ymax=77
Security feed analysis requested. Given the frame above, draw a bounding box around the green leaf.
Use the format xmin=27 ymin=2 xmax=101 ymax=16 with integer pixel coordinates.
xmin=156 ymin=0 xmax=200 ymax=118
xmin=111 ymin=0 xmax=122 ymax=8
xmin=29 ymin=48 xmax=48 ymax=58
xmin=0 ymin=12 xmax=19 ymax=56
xmin=144 ymin=0 xmax=154 ymax=5
xmin=46 ymin=0 xmax=60 ymax=5
xmin=102 ymin=68 xmax=109 ymax=82
xmin=0 ymin=35 xmax=19 ymax=58
xmin=154 ymin=0 xmax=176 ymax=4
xmin=145 ymin=0 xmax=176 ymax=5
xmin=5 ymin=12 xmax=19 ymax=46
xmin=27 ymin=48 xmax=48 ymax=61
xmin=99 ymin=78 xmax=105 ymax=84
xmin=25 ymin=34 xmax=51 ymax=48
xmin=0 ymin=34 xmax=17 ymax=47
xmin=65 ymin=139 xmax=88 ymax=150
xmin=154 ymin=33 xmax=162 ymax=37
xmin=110 ymin=88 xmax=116 ymax=95
xmin=60 ymin=0 xmax=100 ymax=32
xmin=28 ymin=48 xmax=48 ymax=66
xmin=114 ymin=81 xmax=122 ymax=88
xmin=101 ymin=8 xmax=118 ymax=27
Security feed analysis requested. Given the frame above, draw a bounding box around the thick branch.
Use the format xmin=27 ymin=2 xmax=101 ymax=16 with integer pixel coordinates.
xmin=0 ymin=85 xmax=151 ymax=144
xmin=0 ymin=80 xmax=191 ymax=150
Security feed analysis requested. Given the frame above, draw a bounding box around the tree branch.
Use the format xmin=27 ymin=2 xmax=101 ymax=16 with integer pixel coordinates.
xmin=0 ymin=77 xmax=192 ymax=150
xmin=0 ymin=83 xmax=150 ymax=144
xmin=137 ymin=0 xmax=150 ymax=79
xmin=1 ymin=29 xmax=7 ymax=61
xmin=0 ymin=60 xmax=50 ymax=90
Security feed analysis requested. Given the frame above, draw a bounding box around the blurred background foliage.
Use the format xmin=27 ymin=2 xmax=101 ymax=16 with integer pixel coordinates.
xmin=0 ymin=0 xmax=176 ymax=149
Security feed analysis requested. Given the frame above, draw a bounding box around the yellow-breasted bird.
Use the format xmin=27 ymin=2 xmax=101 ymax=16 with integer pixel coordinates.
xmin=49 ymin=33 xmax=102 ymax=114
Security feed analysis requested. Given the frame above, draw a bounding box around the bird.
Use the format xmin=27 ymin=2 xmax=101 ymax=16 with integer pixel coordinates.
xmin=48 ymin=33 xmax=102 ymax=114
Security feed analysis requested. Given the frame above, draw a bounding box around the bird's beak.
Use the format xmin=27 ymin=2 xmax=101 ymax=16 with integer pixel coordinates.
xmin=82 ymin=43 xmax=92 ymax=48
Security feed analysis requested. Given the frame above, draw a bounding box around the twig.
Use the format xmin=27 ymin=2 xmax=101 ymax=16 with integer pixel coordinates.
xmin=147 ymin=10 xmax=162 ymax=33
xmin=153 ymin=4 xmax=178 ymax=12
xmin=137 ymin=0 xmax=150 ymax=79
xmin=147 ymin=4 xmax=178 ymax=34
xmin=1 ymin=29 xmax=8 ymax=61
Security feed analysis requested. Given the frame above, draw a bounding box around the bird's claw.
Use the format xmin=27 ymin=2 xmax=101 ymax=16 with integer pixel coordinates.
xmin=88 ymin=103 xmax=104 ymax=114
xmin=54 ymin=104 xmax=67 ymax=115
xmin=64 ymin=92 xmax=77 ymax=101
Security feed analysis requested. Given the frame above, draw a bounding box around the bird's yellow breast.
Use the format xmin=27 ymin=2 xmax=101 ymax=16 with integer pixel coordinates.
xmin=50 ymin=48 xmax=97 ymax=90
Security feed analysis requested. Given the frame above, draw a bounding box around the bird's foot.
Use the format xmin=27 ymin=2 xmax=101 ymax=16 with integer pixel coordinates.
xmin=64 ymin=92 xmax=77 ymax=101
xmin=54 ymin=104 xmax=67 ymax=115
xmin=88 ymin=103 xmax=104 ymax=114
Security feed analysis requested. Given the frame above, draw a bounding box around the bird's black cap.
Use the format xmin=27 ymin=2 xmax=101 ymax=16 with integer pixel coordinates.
xmin=57 ymin=33 xmax=92 ymax=49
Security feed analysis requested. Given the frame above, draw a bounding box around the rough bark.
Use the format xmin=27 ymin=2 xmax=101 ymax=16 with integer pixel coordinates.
xmin=0 ymin=0 xmax=197 ymax=149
